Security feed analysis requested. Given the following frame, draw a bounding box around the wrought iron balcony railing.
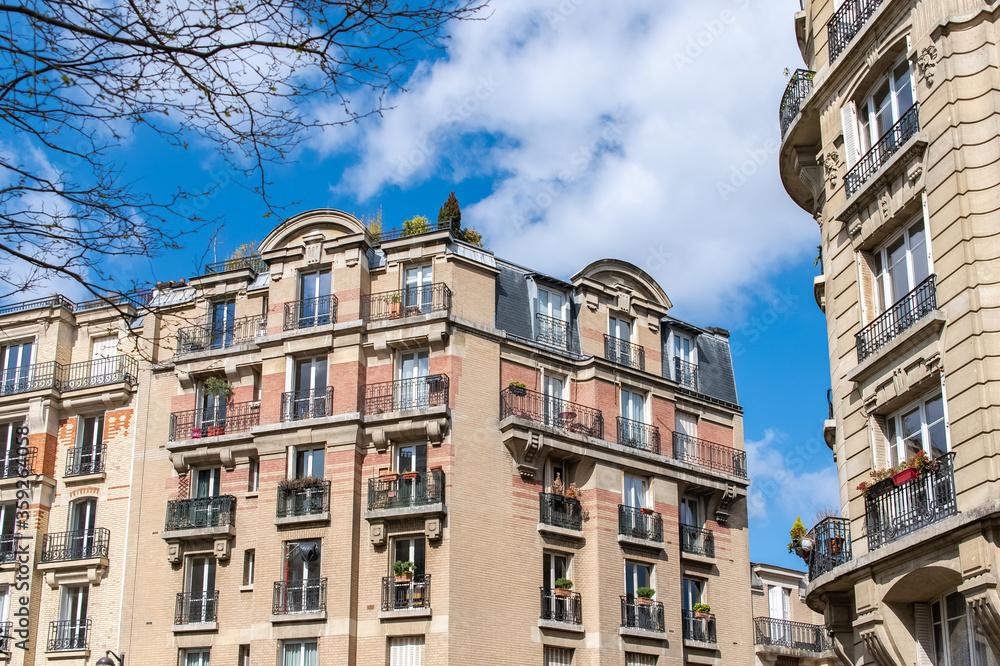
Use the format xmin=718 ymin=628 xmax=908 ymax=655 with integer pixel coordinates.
xmin=280 ymin=387 xmax=333 ymax=422
xmin=540 ymin=588 xmax=582 ymax=625
xmin=617 ymin=417 xmax=660 ymax=454
xmin=500 ymin=387 xmax=604 ymax=439
xmin=272 ymin=578 xmax=327 ymax=614
xmin=368 ymin=469 xmax=444 ymax=511
xmin=169 ymin=400 xmax=261 ymax=441
xmin=539 ymin=492 xmax=582 ymax=531
xmin=381 ymin=574 xmax=431 ymax=611
xmin=0 ymin=294 xmax=75 ymax=316
xmin=621 ymin=597 xmax=665 ymax=632
xmin=866 ymin=452 xmax=957 ymax=551
xmin=828 ymin=0 xmax=886 ymax=62
xmin=619 ymin=505 xmax=663 ymax=542
xmin=780 ymin=69 xmax=815 ymax=137
xmin=40 ymin=528 xmax=110 ymax=563
xmin=177 ymin=315 xmax=267 ymax=354
xmin=0 ymin=534 xmax=19 ymax=564
xmin=680 ymin=525 xmax=715 ymax=558
xmin=47 ymin=619 xmax=90 ymax=652
xmin=535 ymin=313 xmax=570 ymax=349
xmin=164 ymin=495 xmax=236 ymax=531
xmin=175 ymin=591 xmax=219 ymax=624
xmin=674 ymin=357 xmax=699 ymax=391
xmin=64 ymin=444 xmax=106 ymax=477
xmin=0 ymin=447 xmax=35 ymax=478
xmin=682 ymin=610 xmax=717 ymax=643
xmin=74 ymin=289 xmax=152 ymax=312
xmin=361 ymin=283 xmax=452 ymax=322
xmin=362 ymin=375 xmax=449 ymax=415
xmin=0 ymin=621 xmax=10 ymax=652
xmin=204 ymin=255 xmax=266 ymax=275
xmin=276 ymin=480 xmax=331 ymax=518
xmin=283 ymin=295 xmax=338 ymax=331
xmin=845 ymin=103 xmax=919 ymax=197
xmin=60 ymin=356 xmax=139 ymax=390
xmin=856 ymin=273 xmax=936 ymax=363
xmin=374 ymin=219 xmax=454 ymax=244
xmin=0 ymin=361 xmax=59 ymax=395
xmin=754 ymin=617 xmax=833 ymax=651
xmin=673 ymin=432 xmax=748 ymax=479
xmin=807 ymin=516 xmax=852 ymax=579
xmin=604 ymin=334 xmax=644 ymax=370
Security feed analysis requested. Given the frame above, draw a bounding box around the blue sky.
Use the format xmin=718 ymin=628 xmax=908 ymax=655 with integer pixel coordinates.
xmin=12 ymin=0 xmax=839 ymax=568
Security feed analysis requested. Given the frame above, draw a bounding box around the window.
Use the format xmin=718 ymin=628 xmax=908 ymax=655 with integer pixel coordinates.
xmin=67 ymin=498 xmax=97 ymax=558
xmin=543 ymin=552 xmax=568 ymax=590
xmin=672 ymin=333 xmax=697 ymax=388
xmin=198 ymin=378 xmax=228 ymax=434
xmin=395 ymin=443 xmax=426 ymax=474
xmin=0 ymin=423 xmax=23 ymax=478
xmin=609 ymin=315 xmax=632 ymax=342
xmin=74 ymin=415 xmax=104 ymax=475
xmin=543 ymin=646 xmax=573 ymax=666
xmin=620 ymin=389 xmax=648 ymax=447
xmin=625 ymin=654 xmax=656 ymax=666
xmin=90 ymin=336 xmax=118 ymax=377
xmin=183 ymin=650 xmax=210 ymax=666
xmin=298 ymin=269 xmax=333 ymax=328
xmin=404 ymin=265 xmax=433 ymax=314
xmin=682 ymin=577 xmax=704 ymax=611
xmin=194 ymin=467 xmax=221 ymax=498
xmin=0 ymin=341 xmax=33 ymax=394
xmin=674 ymin=412 xmax=698 ymax=458
xmin=0 ymin=504 xmax=14 ymax=558
xmin=871 ymin=216 xmax=931 ymax=316
xmin=885 ymin=392 xmax=947 ymax=468
xmin=282 ymin=541 xmax=322 ymax=612
xmin=622 ymin=474 xmax=648 ymax=510
xmin=544 ymin=457 xmax=573 ymax=494
xmin=289 ymin=356 xmax=328 ymax=419
xmin=679 ymin=497 xmax=700 ymax=527
xmin=541 ymin=373 xmax=566 ymax=427
xmin=242 ymin=550 xmax=255 ymax=586
xmin=768 ymin=585 xmax=791 ymax=622
xmin=855 ymin=60 xmax=914 ymax=157
xmin=56 ymin=585 xmax=89 ymax=650
xmin=185 ymin=556 xmax=217 ymax=623
xmin=398 ymin=350 xmax=430 ymax=409
xmin=389 ymin=637 xmax=424 ymax=666
xmin=238 ymin=645 xmax=250 ymax=666
xmin=393 ymin=537 xmax=425 ymax=577
xmin=292 ymin=448 xmax=325 ymax=479
xmin=625 ymin=560 xmax=652 ymax=598
xmin=932 ymin=592 xmax=997 ymax=666
xmin=247 ymin=458 xmax=259 ymax=492
xmin=0 ymin=586 xmax=9 ymax=624
xmin=536 ymin=288 xmax=569 ymax=347
xmin=209 ymin=299 xmax=236 ymax=348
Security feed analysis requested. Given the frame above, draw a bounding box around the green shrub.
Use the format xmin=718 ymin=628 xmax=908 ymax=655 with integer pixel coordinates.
xmin=636 ymin=587 xmax=655 ymax=599
xmin=403 ymin=215 xmax=430 ymax=236
xmin=693 ymin=603 xmax=711 ymax=613
xmin=392 ymin=560 xmax=415 ymax=576
xmin=554 ymin=577 xmax=573 ymax=590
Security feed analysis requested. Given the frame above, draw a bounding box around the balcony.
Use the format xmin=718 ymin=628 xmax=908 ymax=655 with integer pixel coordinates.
xmin=169 ymin=401 xmax=261 ymax=441
xmin=754 ymin=617 xmax=833 ymax=652
xmin=204 ymin=255 xmax=266 ymax=275
xmin=616 ymin=417 xmax=660 ymax=454
xmin=779 ymin=69 xmax=814 ymax=138
xmin=539 ymin=588 xmax=582 ymax=631
xmin=0 ymin=534 xmax=19 ymax=564
xmin=807 ymin=516 xmax=852 ymax=579
xmin=176 ymin=315 xmax=266 ymax=354
xmin=283 ymin=295 xmax=338 ymax=331
xmin=855 ymin=274 xmax=936 ymax=363
xmin=0 ymin=355 xmax=139 ymax=397
xmin=500 ymin=387 xmax=604 ymax=439
xmin=539 ymin=492 xmax=582 ymax=537
xmin=47 ymin=619 xmax=90 ymax=652
xmin=0 ymin=294 xmax=75 ymax=317
xmin=163 ymin=495 xmax=237 ymax=540
xmin=535 ymin=313 xmax=570 ymax=350
xmin=380 ymin=575 xmax=431 ymax=618
xmin=275 ymin=479 xmax=331 ymax=525
xmin=0 ymin=621 xmax=9 ymax=652
xmin=682 ymin=610 xmax=717 ymax=644
xmin=618 ymin=505 xmax=663 ymax=548
xmin=280 ymin=387 xmax=333 ymax=422
xmin=674 ymin=357 xmax=698 ymax=391
xmin=604 ymin=334 xmax=644 ymax=371
xmin=40 ymin=528 xmax=110 ymax=563
xmin=845 ymin=103 xmax=919 ymax=198
xmin=272 ymin=578 xmax=327 ymax=621
xmin=827 ymin=0 xmax=886 ymax=62
xmin=0 ymin=447 xmax=35 ymax=479
xmin=680 ymin=525 xmax=715 ymax=559
xmin=64 ymin=444 xmax=106 ymax=477
xmin=672 ymin=432 xmax=748 ymax=479
xmin=174 ymin=591 xmax=219 ymax=629
xmin=620 ymin=597 xmax=665 ymax=635
xmin=362 ymin=375 xmax=448 ymax=416
xmin=367 ymin=469 xmax=444 ymax=515
xmin=0 ymin=361 xmax=59 ymax=395
xmin=866 ymin=453 xmax=957 ymax=551
xmin=361 ymin=283 xmax=451 ymax=322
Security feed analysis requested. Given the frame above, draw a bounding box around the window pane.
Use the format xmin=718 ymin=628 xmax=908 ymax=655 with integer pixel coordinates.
xmin=894 ymin=62 xmax=913 ymax=114
xmin=901 ymin=407 xmax=924 ymax=459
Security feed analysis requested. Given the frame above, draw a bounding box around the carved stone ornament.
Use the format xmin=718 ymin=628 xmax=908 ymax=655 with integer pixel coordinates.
xmin=824 ymin=151 xmax=841 ymax=189
xmin=907 ymin=162 xmax=923 ymax=186
xmin=856 ymin=612 xmax=902 ymax=666
xmin=917 ymin=45 xmax=939 ymax=87
xmin=961 ymin=575 xmax=1000 ymax=658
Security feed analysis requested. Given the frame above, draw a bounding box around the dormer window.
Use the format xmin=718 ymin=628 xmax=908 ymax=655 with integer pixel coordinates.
xmin=672 ymin=332 xmax=698 ymax=390
xmin=536 ymin=288 xmax=569 ymax=348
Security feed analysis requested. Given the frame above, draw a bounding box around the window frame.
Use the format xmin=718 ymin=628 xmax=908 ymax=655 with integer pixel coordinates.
xmin=869 ymin=213 xmax=932 ymax=316
xmin=884 ymin=391 xmax=948 ymax=468
xmin=856 ymin=58 xmax=915 ymax=155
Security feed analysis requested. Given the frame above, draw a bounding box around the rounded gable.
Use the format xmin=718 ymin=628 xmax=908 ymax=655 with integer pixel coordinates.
xmin=258 ymin=209 xmax=366 ymax=253
xmin=571 ymin=259 xmax=671 ymax=309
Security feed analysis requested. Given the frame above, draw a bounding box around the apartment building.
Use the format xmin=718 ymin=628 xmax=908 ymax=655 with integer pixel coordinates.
xmin=751 ymin=562 xmax=836 ymax=666
xmin=779 ymin=0 xmax=1000 ymax=664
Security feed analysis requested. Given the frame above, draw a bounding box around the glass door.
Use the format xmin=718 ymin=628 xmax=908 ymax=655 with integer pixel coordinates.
xmin=68 ymin=498 xmax=96 ymax=559
xmin=78 ymin=415 xmax=104 ymax=474
xmin=620 ymin=389 xmax=646 ymax=446
xmin=294 ymin=357 xmax=328 ymax=419
xmin=396 ymin=444 xmax=427 ymax=505
xmin=187 ymin=557 xmax=216 ymax=623
xmin=298 ymin=270 xmax=332 ymax=328
xmin=768 ymin=585 xmax=791 ymax=644
xmin=542 ymin=375 xmax=565 ymax=428
xmin=200 ymin=380 xmax=227 ymax=434
xmin=90 ymin=336 xmax=118 ymax=383
xmin=194 ymin=467 xmax=221 ymax=526
xmin=537 ymin=289 xmax=567 ymax=347
xmin=210 ymin=299 xmax=236 ymax=349
xmin=0 ymin=504 xmax=14 ymax=560
xmin=284 ymin=541 xmax=321 ymax=612
xmin=58 ymin=586 xmax=89 ymax=649
xmin=608 ymin=316 xmax=633 ymax=364
xmin=1 ymin=342 xmax=33 ymax=395
xmin=404 ymin=265 xmax=433 ymax=314
xmin=398 ymin=351 xmax=429 ymax=410
xmin=392 ymin=537 xmax=426 ymax=609
xmin=675 ymin=412 xmax=698 ymax=459
xmin=625 ymin=560 xmax=652 ymax=628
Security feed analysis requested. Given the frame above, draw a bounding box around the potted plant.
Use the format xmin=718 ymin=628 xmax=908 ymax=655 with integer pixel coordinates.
xmin=402 ymin=470 xmax=420 ymax=480
xmin=389 ymin=292 xmax=402 ymax=318
xmin=892 ymin=459 xmax=919 ymax=486
xmin=508 ymin=381 xmax=527 ymax=397
xmin=693 ymin=603 xmax=711 ymax=618
xmin=191 ymin=426 xmax=202 ymax=439
xmin=565 ymin=483 xmax=579 ymax=500
xmin=380 ymin=470 xmax=400 ymax=482
xmin=636 ymin=587 xmax=655 ymax=605
xmin=203 ymin=376 xmax=233 ymax=436
xmin=554 ymin=578 xmax=573 ymax=597
xmin=787 ymin=515 xmax=808 ymax=555
xmin=393 ymin=560 xmax=415 ymax=583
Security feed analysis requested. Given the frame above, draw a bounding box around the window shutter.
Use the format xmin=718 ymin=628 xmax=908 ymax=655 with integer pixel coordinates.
xmin=871 ymin=415 xmax=889 ymax=471
xmin=842 ymin=101 xmax=860 ymax=168
xmin=625 ymin=654 xmax=657 ymax=666
xmin=544 ymin=647 xmax=574 ymax=666
xmin=390 ymin=637 xmax=424 ymax=666
xmin=914 ymin=603 xmax=933 ymax=666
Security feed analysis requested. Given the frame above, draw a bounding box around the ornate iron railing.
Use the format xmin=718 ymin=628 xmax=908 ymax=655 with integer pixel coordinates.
xmin=361 ymin=283 xmax=452 ymax=322
xmin=828 ymin=0 xmax=886 ymax=62
xmin=283 ymin=295 xmax=338 ymax=331
xmin=535 ymin=313 xmax=570 ymax=349
xmin=204 ymin=255 xmax=266 ymax=275
xmin=47 ymin=619 xmax=90 ymax=651
xmin=616 ymin=417 xmax=660 ymax=454
xmin=177 ymin=315 xmax=267 ymax=354
xmin=0 ymin=534 xmax=19 ymax=564
xmin=856 ymin=273 xmax=936 ymax=363
xmin=65 ymin=444 xmax=106 ymax=477
xmin=621 ymin=597 xmax=665 ymax=632
xmin=807 ymin=516 xmax=852 ymax=579
xmin=540 ymin=588 xmax=582 ymax=625
xmin=754 ymin=617 xmax=833 ymax=651
xmin=0 ymin=295 xmax=74 ymax=316
xmin=672 ymin=432 xmax=748 ymax=478
xmin=845 ymin=103 xmax=919 ymax=197
xmin=40 ymin=528 xmax=110 ymax=562
xmin=780 ymin=69 xmax=815 ymax=137
xmin=75 ymin=289 xmax=152 ymax=312
xmin=0 ymin=361 xmax=59 ymax=395
xmin=539 ymin=492 xmax=582 ymax=531
xmin=674 ymin=357 xmax=699 ymax=391
xmin=272 ymin=578 xmax=327 ymax=614
xmin=619 ymin=505 xmax=663 ymax=542
xmin=682 ymin=610 xmax=716 ymax=642
xmin=280 ymin=387 xmax=333 ymax=422
xmin=60 ymin=355 xmax=139 ymax=390
xmin=0 ymin=447 xmax=35 ymax=478
xmin=169 ymin=400 xmax=260 ymax=441
xmin=0 ymin=621 xmax=10 ymax=652
xmin=164 ymin=495 xmax=236 ymax=531
xmin=866 ymin=453 xmax=957 ymax=551
xmin=604 ymin=334 xmax=644 ymax=370
xmin=381 ymin=574 xmax=431 ymax=611
xmin=175 ymin=591 xmax=219 ymax=624
xmin=276 ymin=480 xmax=331 ymax=518
xmin=500 ymin=387 xmax=604 ymax=439
xmin=368 ymin=469 xmax=444 ymax=511
xmin=362 ymin=375 xmax=449 ymax=415
xmin=680 ymin=525 xmax=715 ymax=558
xmin=376 ymin=219 xmax=453 ymax=243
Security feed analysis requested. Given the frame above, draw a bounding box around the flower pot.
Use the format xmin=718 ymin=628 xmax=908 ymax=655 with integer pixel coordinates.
xmin=206 ymin=425 xmax=225 ymax=437
xmin=695 ymin=610 xmax=710 ymax=619
xmin=637 ymin=597 xmax=653 ymax=606
xmin=554 ymin=588 xmax=571 ymax=597
xmin=828 ymin=537 xmax=845 ymax=556
xmin=380 ymin=472 xmax=399 ymax=481
xmin=429 ymin=465 xmax=443 ymax=471
xmin=868 ymin=477 xmax=895 ymax=496
xmin=402 ymin=472 xmax=419 ymax=480
xmin=510 ymin=385 xmax=527 ymax=397
xmin=389 ymin=303 xmax=402 ymax=318
xmin=640 ymin=508 xmax=654 ymax=515
xmin=893 ymin=467 xmax=919 ymax=486
xmin=191 ymin=427 xmax=202 ymax=439
xmin=394 ymin=574 xmax=412 ymax=583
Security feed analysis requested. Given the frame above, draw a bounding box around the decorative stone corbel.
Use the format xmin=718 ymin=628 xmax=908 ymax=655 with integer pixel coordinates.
xmin=824 ymin=151 xmax=841 ymax=190
xmin=425 ymin=517 xmax=442 ymax=541
xmin=856 ymin=611 xmax=902 ymax=666
xmin=960 ymin=574 xmax=1000 ymax=658
xmin=917 ymin=45 xmax=939 ymax=87
xmin=214 ymin=537 xmax=231 ymax=561
xmin=715 ymin=483 xmax=738 ymax=524
xmin=171 ymin=452 xmax=189 ymax=474
xmin=219 ymin=447 xmax=235 ymax=471
xmin=371 ymin=427 xmax=389 ymax=453
xmin=370 ymin=522 xmax=386 ymax=546
xmin=500 ymin=422 xmax=544 ymax=481
xmin=167 ymin=542 xmax=182 ymax=564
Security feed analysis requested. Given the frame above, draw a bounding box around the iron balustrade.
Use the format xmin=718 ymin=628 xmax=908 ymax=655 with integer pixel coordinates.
xmin=0 ymin=295 xmax=75 ymax=316
xmin=604 ymin=334 xmax=645 ymax=370
xmin=283 ymin=295 xmax=338 ymax=331
xmin=674 ymin=357 xmax=699 ymax=391
xmin=272 ymin=578 xmax=327 ymax=614
xmin=539 ymin=492 xmax=582 ymax=531
xmin=672 ymin=432 xmax=748 ymax=479
xmin=616 ymin=417 xmax=660 ymax=454
xmin=500 ymin=387 xmax=605 ymax=439
xmin=540 ymin=588 xmax=582 ymax=625
xmin=856 ymin=274 xmax=936 ymax=363
xmin=60 ymin=356 xmax=139 ymax=390
xmin=807 ymin=516 xmax=852 ymax=579
xmin=0 ymin=534 xmax=18 ymax=564
xmin=47 ymin=619 xmax=90 ymax=651
xmin=177 ymin=315 xmax=267 ymax=354
xmin=276 ymin=480 xmax=331 ymax=518
xmin=780 ymin=69 xmax=815 ymax=137
xmin=169 ymin=400 xmax=261 ymax=441
xmin=361 ymin=283 xmax=452 ymax=322
xmin=175 ymin=591 xmax=219 ymax=624
xmin=204 ymin=255 xmax=267 ymax=275
xmin=535 ymin=313 xmax=570 ymax=349
xmin=65 ymin=444 xmax=107 ymax=477
xmin=376 ymin=219 xmax=454 ymax=243
xmin=0 ymin=621 xmax=10 ymax=652
xmin=367 ymin=469 xmax=445 ymax=511
xmin=682 ymin=610 xmax=716 ymax=643
xmin=164 ymin=495 xmax=236 ymax=531
xmin=0 ymin=448 xmax=35 ymax=478
xmin=362 ymin=376 xmax=449 ymax=415
xmin=280 ymin=387 xmax=333 ymax=422
xmin=75 ymin=290 xmax=152 ymax=312
xmin=618 ymin=505 xmax=663 ymax=542
xmin=381 ymin=574 xmax=431 ymax=611
xmin=680 ymin=525 xmax=715 ymax=558
xmin=865 ymin=452 xmax=957 ymax=551
xmin=754 ymin=617 xmax=833 ymax=651
xmin=0 ymin=361 xmax=59 ymax=395
xmin=828 ymin=0 xmax=886 ymax=62
xmin=845 ymin=104 xmax=920 ymax=197
xmin=621 ymin=597 xmax=665 ymax=632
xmin=40 ymin=528 xmax=110 ymax=563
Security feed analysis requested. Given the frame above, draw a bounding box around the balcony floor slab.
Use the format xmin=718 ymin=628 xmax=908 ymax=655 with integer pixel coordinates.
xmin=618 ymin=534 xmax=662 ymax=550
xmin=379 ymin=608 xmax=432 ymax=620
xmin=365 ymin=503 xmax=446 ymax=522
xmin=274 ymin=512 xmax=330 ymax=527
xmin=620 ymin=627 xmax=667 ymax=641
xmin=538 ymin=523 xmax=584 ymax=540
xmin=270 ymin=611 xmax=327 ymax=624
xmin=171 ymin=622 xmax=218 ymax=633
xmin=538 ymin=619 xmax=584 ymax=633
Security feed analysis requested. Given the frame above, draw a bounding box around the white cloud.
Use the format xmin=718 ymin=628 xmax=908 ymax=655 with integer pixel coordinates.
xmin=746 ymin=428 xmax=840 ymax=526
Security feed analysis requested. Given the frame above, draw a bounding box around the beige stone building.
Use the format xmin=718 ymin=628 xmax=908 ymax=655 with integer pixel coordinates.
xmin=751 ymin=563 xmax=836 ymax=666
xmin=779 ymin=0 xmax=1000 ymax=664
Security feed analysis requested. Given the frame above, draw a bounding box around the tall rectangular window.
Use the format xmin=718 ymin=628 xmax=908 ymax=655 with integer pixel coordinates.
xmin=404 ymin=265 xmax=433 ymax=314
xmin=298 ymin=269 xmax=332 ymax=328
xmin=389 ymin=636 xmax=424 ymax=666
xmin=885 ymin=392 xmax=947 ymax=468
xmin=75 ymin=415 xmax=105 ymax=475
xmin=183 ymin=650 xmax=210 ymax=666
xmin=238 ymin=645 xmax=250 ymax=666
xmin=242 ymin=550 xmax=255 ymax=586
xmin=209 ymin=299 xmax=236 ymax=348
xmin=0 ymin=423 xmax=22 ymax=478
xmin=247 ymin=458 xmax=259 ymax=492
xmin=282 ymin=640 xmax=318 ymax=666
xmin=543 ymin=646 xmax=573 ymax=666
xmin=0 ymin=341 xmax=33 ymax=394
